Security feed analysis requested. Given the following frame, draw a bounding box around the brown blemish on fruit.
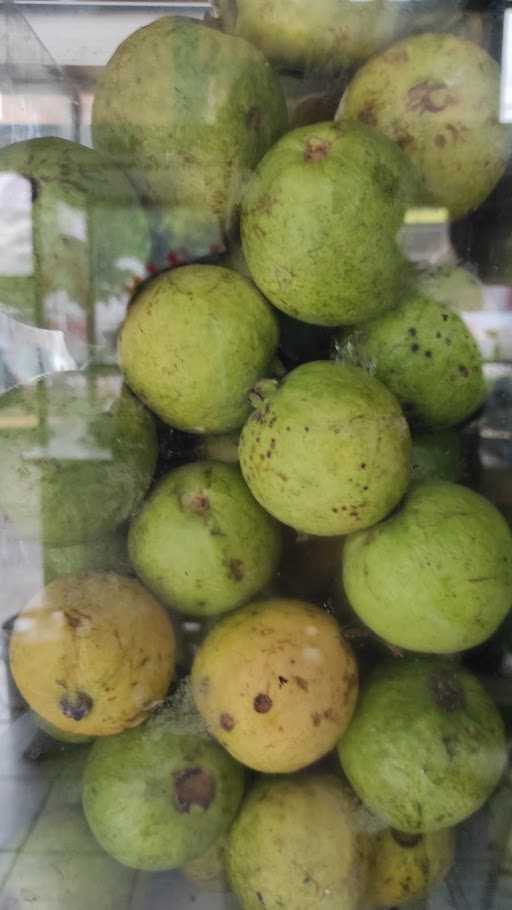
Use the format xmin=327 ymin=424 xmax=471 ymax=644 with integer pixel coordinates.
xmin=246 ymin=106 xmax=262 ymax=130
xmin=64 ymin=609 xmax=91 ymax=630
xmin=220 ymin=713 xmax=235 ymax=731
xmin=312 ymin=712 xmax=322 ymax=727
xmin=256 ymin=893 xmax=265 ymax=906
xmin=59 ymin=690 xmax=93 ymax=722
xmin=254 ymin=693 xmax=273 ymax=713
xmin=358 ymin=101 xmax=377 ymax=128
xmin=180 ymin=492 xmax=209 ymax=515
xmin=391 ymin=830 xmax=423 ymax=848
xmin=229 ymin=559 xmax=245 ymax=581
xmin=278 ymin=676 xmax=288 ymax=687
xmin=304 ymin=140 xmax=332 ymax=162
xmin=173 ymin=768 xmax=215 ymax=813
xmin=407 ymin=81 xmax=456 ymax=114
xmin=294 ymin=676 xmax=309 ymax=691
xmin=458 ymin=365 xmax=469 ymax=377
xmin=446 ymin=123 xmax=468 ymax=143
xmin=435 ymin=133 xmax=447 ymax=148
xmin=429 ymin=670 xmax=466 ymax=712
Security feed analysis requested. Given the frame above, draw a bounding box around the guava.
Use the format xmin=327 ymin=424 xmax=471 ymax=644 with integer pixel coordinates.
xmin=339 ymin=33 xmax=511 ymax=220
xmin=0 ymin=137 xmax=150 ymax=365
xmin=119 ymin=265 xmax=278 ymax=434
xmin=9 ymin=572 xmax=176 ymax=736
xmin=0 ymin=368 xmax=157 ymax=545
xmin=214 ymin=0 xmax=462 ymax=73
xmin=368 ymin=827 xmax=455 ymax=906
xmin=411 ymin=429 xmax=463 ymax=484
xmin=191 ymin=597 xmax=358 ymax=773
xmin=92 ymin=16 xmax=287 ymax=242
xmin=342 ymin=480 xmax=512 ymax=654
xmin=239 ymin=361 xmax=411 ymax=537
xmin=338 ymin=657 xmax=507 ymax=832
xmin=241 ymin=121 xmax=425 ymax=326
xmin=82 ymin=705 xmax=245 ymax=870
xmin=226 ymin=773 xmax=372 ymax=910
xmin=129 ymin=461 xmax=282 ymax=617
xmin=337 ymin=291 xmax=486 ymax=428
xmin=42 ymin=527 xmax=131 ymax=585
xmin=182 ymin=835 xmax=229 ymax=893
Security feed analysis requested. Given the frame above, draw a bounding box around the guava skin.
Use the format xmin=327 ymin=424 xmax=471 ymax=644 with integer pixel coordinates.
xmin=128 ymin=461 xmax=282 ymax=617
xmin=226 ymin=773 xmax=372 ymax=910
xmin=118 ymin=265 xmax=279 ymax=434
xmin=82 ymin=708 xmax=245 ymax=870
xmin=0 ymin=369 xmax=157 ymax=546
xmin=239 ymin=361 xmax=411 ymax=537
xmin=338 ymin=657 xmax=507 ymax=833
xmin=368 ymin=827 xmax=455 ymax=906
xmin=411 ymin=429 xmax=463 ymax=484
xmin=342 ymin=481 xmax=512 ymax=654
xmin=0 ymin=137 xmax=150 ymax=362
xmin=339 ymin=33 xmax=511 ymax=220
xmin=92 ymin=16 xmax=288 ymax=241
xmin=241 ymin=121 xmax=425 ymax=326
xmin=337 ymin=292 xmax=486 ymax=428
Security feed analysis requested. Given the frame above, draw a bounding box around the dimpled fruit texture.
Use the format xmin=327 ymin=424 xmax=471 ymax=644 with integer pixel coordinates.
xmin=338 ymin=291 xmax=486 ymax=428
xmin=368 ymin=827 xmax=455 ymax=907
xmin=241 ymin=121 xmax=425 ymax=326
xmin=82 ymin=707 xmax=245 ymax=870
xmin=226 ymin=773 xmax=372 ymax=910
xmin=0 ymin=138 xmax=149 ymax=342
xmin=215 ymin=0 xmax=463 ymax=73
xmin=9 ymin=573 xmax=175 ymax=737
xmin=340 ymin=32 xmax=512 ymax=220
xmin=239 ymin=361 xmax=411 ymax=536
xmin=191 ymin=598 xmax=358 ymax=774
xmin=92 ymin=16 xmax=287 ymax=240
xmin=342 ymin=481 xmax=512 ymax=654
xmin=128 ymin=461 xmax=282 ymax=617
xmin=338 ymin=657 xmax=507 ymax=833
xmin=119 ymin=266 xmax=278 ymax=434
xmin=0 ymin=369 xmax=157 ymax=546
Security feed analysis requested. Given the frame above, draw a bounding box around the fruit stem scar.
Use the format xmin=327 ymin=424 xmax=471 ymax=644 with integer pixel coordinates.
xmin=59 ymin=690 xmax=93 ymax=721
xmin=304 ymin=140 xmax=331 ymax=162
xmin=173 ymin=768 xmax=216 ymax=813
xmin=391 ymin=830 xmax=423 ymax=848
xmin=253 ymin=693 xmax=272 ymax=713
xmin=180 ymin=491 xmax=210 ymax=514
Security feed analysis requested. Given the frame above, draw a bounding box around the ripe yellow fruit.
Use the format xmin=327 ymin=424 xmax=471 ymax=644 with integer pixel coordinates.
xmin=10 ymin=573 xmax=175 ymax=737
xmin=368 ymin=827 xmax=455 ymax=906
xmin=191 ymin=598 xmax=358 ymax=773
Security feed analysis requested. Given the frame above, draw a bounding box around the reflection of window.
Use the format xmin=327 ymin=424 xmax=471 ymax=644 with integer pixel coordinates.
xmin=0 ymin=173 xmax=33 ymax=277
xmin=0 ymin=84 xmax=75 ymax=145
xmin=501 ymin=9 xmax=512 ymax=124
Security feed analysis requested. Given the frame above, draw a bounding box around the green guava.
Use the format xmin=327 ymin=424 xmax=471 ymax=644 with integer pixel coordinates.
xmin=241 ymin=121 xmax=425 ymax=326
xmin=82 ymin=705 xmax=245 ymax=870
xmin=338 ymin=657 xmax=507 ymax=832
xmin=226 ymin=773 xmax=372 ymax=910
xmin=411 ymin=429 xmax=463 ymax=484
xmin=42 ymin=527 xmax=131 ymax=585
xmin=0 ymin=368 xmax=157 ymax=545
xmin=129 ymin=461 xmax=282 ymax=617
xmin=0 ymin=137 xmax=150 ymax=364
xmin=239 ymin=361 xmax=411 ymax=536
xmin=214 ymin=0 xmax=463 ymax=73
xmin=342 ymin=481 xmax=512 ymax=653
xmin=119 ymin=265 xmax=278 ymax=434
xmin=92 ymin=16 xmax=287 ymax=242
xmin=339 ymin=33 xmax=511 ymax=220
xmin=337 ymin=291 xmax=486 ymax=428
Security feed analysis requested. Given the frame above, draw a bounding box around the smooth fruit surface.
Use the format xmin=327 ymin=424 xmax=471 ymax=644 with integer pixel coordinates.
xmin=119 ymin=266 xmax=278 ymax=434
xmin=191 ymin=597 xmax=358 ymax=773
xmin=342 ymin=481 xmax=512 ymax=654
xmin=338 ymin=657 xmax=507 ymax=832
xmin=368 ymin=827 xmax=455 ymax=906
xmin=239 ymin=361 xmax=411 ymax=536
xmin=10 ymin=573 xmax=175 ymax=736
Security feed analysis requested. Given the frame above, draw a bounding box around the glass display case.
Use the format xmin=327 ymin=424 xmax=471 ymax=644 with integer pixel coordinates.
xmin=0 ymin=1 xmax=512 ymax=908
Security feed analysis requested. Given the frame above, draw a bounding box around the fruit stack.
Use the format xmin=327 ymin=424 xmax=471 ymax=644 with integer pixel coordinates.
xmin=1 ymin=2 xmax=511 ymax=908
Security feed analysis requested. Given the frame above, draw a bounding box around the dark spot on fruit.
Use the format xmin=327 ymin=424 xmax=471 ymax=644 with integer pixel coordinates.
xmin=312 ymin=712 xmax=322 ymax=727
xmin=360 ymin=463 xmax=367 ymax=469
xmin=304 ymin=139 xmax=332 ymax=162
xmin=220 ymin=713 xmax=235 ymax=731
xmin=358 ymin=101 xmax=377 ymax=127
xmin=425 ymin=350 xmax=432 ymax=359
xmin=323 ymin=708 xmax=334 ymax=720
xmin=442 ymin=313 xmax=449 ymax=321
xmin=435 ymin=133 xmax=447 ymax=148
xmin=391 ymin=831 xmax=423 ymax=848
xmin=411 ymin=343 xmax=419 ymax=353
xmin=429 ymin=670 xmax=466 ymax=713
xmin=363 ymin=485 xmax=369 ymax=492
xmin=436 ymin=332 xmax=442 ymax=339
xmin=294 ymin=676 xmax=309 ymax=691
xmin=266 ymin=451 xmax=272 ymax=459
xmin=228 ymin=559 xmax=245 ymax=581
xmin=459 ymin=365 xmax=469 ymax=377
xmin=254 ymin=693 xmax=272 ymax=713
xmin=407 ymin=80 xmax=455 ymax=114
xmin=408 ymin=328 xmax=417 ymax=337
xmin=270 ymin=438 xmax=276 ymax=449
xmin=304 ymin=426 xmax=310 ymax=433
xmin=441 ymin=734 xmax=457 ymax=760
xmin=59 ymin=691 xmax=93 ymax=722
xmin=278 ymin=676 xmax=288 ymax=687
xmin=173 ymin=768 xmax=216 ymax=813
xmin=256 ymin=893 xmax=265 ymax=906
xmin=332 ymin=507 xmax=338 ymax=513
xmin=246 ymin=106 xmax=262 ymax=130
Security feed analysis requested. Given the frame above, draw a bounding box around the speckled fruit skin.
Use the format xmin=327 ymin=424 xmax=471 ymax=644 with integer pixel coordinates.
xmin=191 ymin=597 xmax=358 ymax=774
xmin=215 ymin=0 xmax=462 ymax=73
xmin=0 ymin=137 xmax=150 ymax=361
xmin=82 ymin=707 xmax=245 ymax=870
xmin=241 ymin=121 xmax=425 ymax=326
xmin=128 ymin=461 xmax=282 ymax=617
xmin=342 ymin=481 xmax=512 ymax=654
xmin=118 ymin=265 xmax=278 ymax=434
xmin=411 ymin=429 xmax=463 ymax=484
xmin=9 ymin=573 xmax=175 ymax=737
xmin=92 ymin=17 xmax=287 ymax=240
xmin=368 ymin=827 xmax=455 ymax=907
xmin=226 ymin=773 xmax=371 ymax=910
xmin=239 ymin=361 xmax=411 ymax=537
xmin=0 ymin=369 xmax=157 ymax=546
xmin=338 ymin=657 xmax=507 ymax=833
xmin=339 ymin=33 xmax=511 ymax=220
xmin=337 ymin=292 xmax=486 ymax=428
